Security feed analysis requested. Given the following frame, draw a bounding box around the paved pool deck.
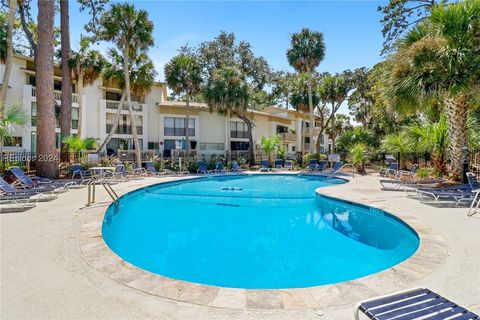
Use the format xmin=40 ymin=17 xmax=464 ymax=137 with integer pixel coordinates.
xmin=1 ymin=173 xmax=479 ymax=319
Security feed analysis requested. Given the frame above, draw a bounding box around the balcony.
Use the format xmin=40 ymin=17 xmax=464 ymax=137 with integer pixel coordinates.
xmin=302 ymin=127 xmax=320 ymax=136
xmin=105 ymin=100 xmax=143 ymax=112
xmin=106 ymin=124 xmax=143 ymax=135
xmin=279 ymin=133 xmax=296 ymax=142
xmin=31 ymin=87 xmax=78 ymax=103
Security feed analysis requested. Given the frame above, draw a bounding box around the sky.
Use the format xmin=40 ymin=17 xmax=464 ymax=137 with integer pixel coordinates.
xmin=63 ymin=0 xmax=388 ymax=113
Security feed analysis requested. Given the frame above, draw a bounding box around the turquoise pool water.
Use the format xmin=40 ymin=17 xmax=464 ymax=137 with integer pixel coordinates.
xmin=102 ymin=174 xmax=419 ymax=289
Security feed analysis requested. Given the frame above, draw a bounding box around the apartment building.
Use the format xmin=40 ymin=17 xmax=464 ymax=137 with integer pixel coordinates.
xmin=1 ymin=54 xmax=330 ymax=158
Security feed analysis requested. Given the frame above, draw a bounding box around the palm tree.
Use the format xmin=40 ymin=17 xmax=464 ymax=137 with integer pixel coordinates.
xmin=203 ymin=67 xmax=255 ymax=165
xmin=388 ymin=0 xmax=480 ymax=179
xmin=0 ymin=0 xmax=17 ymax=113
xmin=97 ymin=49 xmax=157 ymax=154
xmin=164 ymin=53 xmax=202 ymax=158
xmin=286 ymin=28 xmax=326 ymax=154
xmin=99 ymin=3 xmax=154 ymax=167
xmin=0 ymin=105 xmax=29 ymax=146
xmin=36 ymin=0 xmax=57 ymax=178
xmin=289 ymin=73 xmax=320 ymax=155
xmin=69 ymin=35 xmax=105 ymax=137
xmin=60 ymin=0 xmax=72 ymax=162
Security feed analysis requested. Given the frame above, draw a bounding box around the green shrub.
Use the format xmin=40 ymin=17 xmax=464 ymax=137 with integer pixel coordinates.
xmin=348 ymin=143 xmax=368 ymax=173
xmin=416 ymin=167 xmax=429 ymax=179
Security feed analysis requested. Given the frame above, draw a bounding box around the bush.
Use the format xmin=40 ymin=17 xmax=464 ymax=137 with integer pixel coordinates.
xmin=348 ymin=143 xmax=369 ymax=173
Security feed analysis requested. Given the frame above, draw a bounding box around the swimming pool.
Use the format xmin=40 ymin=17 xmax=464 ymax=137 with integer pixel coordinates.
xmin=102 ymin=174 xmax=419 ymax=289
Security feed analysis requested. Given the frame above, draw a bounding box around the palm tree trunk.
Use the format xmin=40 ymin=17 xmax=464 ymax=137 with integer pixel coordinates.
xmin=0 ymin=0 xmax=17 ymax=115
xmin=36 ymin=0 xmax=58 ymax=178
xmin=123 ymin=45 xmax=142 ymax=166
xmin=60 ymin=0 xmax=72 ymax=163
xmin=238 ymin=114 xmax=255 ymax=166
xmin=307 ymin=72 xmax=315 ymax=154
xmin=76 ymin=72 xmax=84 ymax=137
xmin=445 ymin=95 xmax=468 ymax=180
xmin=97 ymin=90 xmax=126 ymax=154
xmin=185 ymin=91 xmax=190 ymax=158
xmin=301 ymin=112 xmax=306 ymax=157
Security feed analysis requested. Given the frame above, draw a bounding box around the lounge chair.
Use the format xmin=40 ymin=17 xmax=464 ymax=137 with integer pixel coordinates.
xmin=415 ymin=187 xmax=476 ymax=206
xmin=197 ymin=161 xmax=211 ymax=174
xmin=214 ymin=162 xmax=229 ymax=174
xmin=145 ymin=161 xmax=166 ymax=177
xmin=231 ymin=161 xmax=246 ymax=173
xmin=8 ymin=167 xmax=73 ymax=193
xmin=130 ymin=163 xmax=147 ymax=177
xmin=304 ymin=159 xmax=319 ymax=172
xmin=323 ymin=161 xmax=343 ymax=174
xmin=355 ymin=287 xmax=479 ymax=320
xmin=467 ymin=172 xmax=480 ymax=190
xmin=274 ymin=159 xmax=283 ymax=170
xmin=0 ymin=176 xmax=57 ymax=203
xmin=284 ymin=160 xmax=293 ymax=171
xmin=71 ymin=164 xmax=92 ymax=180
xmin=379 ymin=162 xmax=398 ymax=177
xmin=260 ymin=160 xmax=271 ymax=172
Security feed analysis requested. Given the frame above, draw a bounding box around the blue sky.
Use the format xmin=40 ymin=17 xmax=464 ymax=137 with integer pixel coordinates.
xmin=67 ymin=0 xmax=386 ymax=79
xmin=64 ymin=0 xmax=387 ymax=114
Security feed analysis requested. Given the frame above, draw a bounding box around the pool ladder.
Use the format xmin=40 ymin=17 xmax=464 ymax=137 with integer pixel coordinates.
xmin=86 ymin=179 xmax=119 ymax=207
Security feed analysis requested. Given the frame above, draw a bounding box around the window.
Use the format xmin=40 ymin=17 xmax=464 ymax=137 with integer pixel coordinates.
xmin=304 ymin=137 xmax=310 ymax=143
xmin=54 ymin=80 xmax=61 ymax=91
xmin=231 ymin=141 xmax=249 ymax=151
xmin=276 ymin=125 xmax=288 ymax=134
xmin=199 ymin=143 xmax=224 ymax=150
xmin=31 ymin=102 xmax=37 ymax=126
xmin=148 ymin=142 xmax=159 ymax=150
xmin=56 ymin=133 xmax=62 ymax=149
xmin=106 ymin=91 xmax=122 ymax=101
xmin=164 ymin=139 xmax=182 ymax=150
xmin=230 ymin=122 xmax=247 ymax=138
xmin=164 ymin=117 xmax=195 ymax=136
xmin=4 ymin=136 xmax=22 ymax=147
xmin=55 ymin=103 xmax=61 ymax=128
xmin=31 ymin=132 xmax=36 ymax=152
xmin=320 ymin=135 xmax=324 ymax=145
xmin=72 ymin=107 xmax=79 ymax=129
xmin=27 ymin=75 xmax=36 ymax=86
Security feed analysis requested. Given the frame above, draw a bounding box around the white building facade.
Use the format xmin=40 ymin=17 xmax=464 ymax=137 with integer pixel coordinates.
xmin=1 ymin=55 xmax=330 ymax=159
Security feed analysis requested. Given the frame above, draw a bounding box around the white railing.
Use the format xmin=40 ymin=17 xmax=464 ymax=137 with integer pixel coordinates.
xmin=105 ymin=100 xmax=143 ymax=112
xmin=31 ymin=87 xmax=78 ymax=104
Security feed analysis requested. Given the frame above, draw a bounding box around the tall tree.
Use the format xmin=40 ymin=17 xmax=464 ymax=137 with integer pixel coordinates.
xmin=348 ymin=67 xmax=374 ymax=129
xmin=164 ymin=53 xmax=202 ymax=158
xmin=97 ymin=49 xmax=156 ymax=153
xmin=271 ymin=71 xmax=295 ymax=109
xmin=379 ymin=0 xmax=438 ymax=54
xmin=196 ymin=31 xmax=272 ymax=160
xmin=317 ymin=72 xmax=352 ymax=153
xmin=286 ymin=28 xmax=325 ymax=154
xmin=289 ymin=73 xmax=320 ymax=154
xmin=388 ymin=0 xmax=480 ymax=179
xmin=69 ymin=36 xmax=105 ymax=137
xmin=99 ymin=3 xmax=154 ymax=166
xmin=36 ymin=0 xmax=57 ymax=177
xmin=60 ymin=0 xmax=72 ymax=162
xmin=0 ymin=0 xmax=17 ymax=115
xmin=203 ymin=67 xmax=255 ymax=165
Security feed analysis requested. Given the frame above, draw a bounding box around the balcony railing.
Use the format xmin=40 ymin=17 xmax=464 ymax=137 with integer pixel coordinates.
xmin=105 ymin=100 xmax=143 ymax=112
xmin=31 ymin=87 xmax=78 ymax=103
xmin=106 ymin=124 xmax=143 ymax=135
xmin=279 ymin=133 xmax=296 ymax=141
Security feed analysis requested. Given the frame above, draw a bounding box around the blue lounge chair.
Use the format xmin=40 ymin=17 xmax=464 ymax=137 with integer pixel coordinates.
xmin=274 ymin=159 xmax=283 ymax=169
xmin=355 ymin=287 xmax=479 ymax=320
xmin=145 ymin=161 xmax=165 ymax=176
xmin=197 ymin=161 xmax=210 ymax=174
xmin=323 ymin=161 xmax=343 ymax=174
xmin=284 ymin=160 xmax=293 ymax=171
xmin=260 ymin=160 xmax=270 ymax=172
xmin=318 ymin=160 xmax=327 ymax=171
xmin=416 ymin=187 xmax=476 ymax=206
xmin=214 ymin=162 xmax=229 ymax=174
xmin=379 ymin=162 xmax=398 ymax=177
xmin=8 ymin=167 xmax=73 ymax=192
xmin=467 ymin=172 xmax=480 ymax=190
xmin=71 ymin=164 xmax=92 ymax=180
xmin=0 ymin=176 xmax=57 ymax=203
xmin=308 ymin=159 xmax=319 ymax=171
xmin=231 ymin=161 xmax=246 ymax=173
xmin=130 ymin=163 xmax=147 ymax=177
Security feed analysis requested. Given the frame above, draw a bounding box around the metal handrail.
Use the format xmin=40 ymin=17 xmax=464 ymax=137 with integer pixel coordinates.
xmin=86 ymin=178 xmax=119 ymax=207
xmin=326 ymin=163 xmax=355 ymax=180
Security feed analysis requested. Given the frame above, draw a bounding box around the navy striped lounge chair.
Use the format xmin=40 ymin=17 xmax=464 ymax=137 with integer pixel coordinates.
xmin=355 ymin=287 xmax=479 ymax=320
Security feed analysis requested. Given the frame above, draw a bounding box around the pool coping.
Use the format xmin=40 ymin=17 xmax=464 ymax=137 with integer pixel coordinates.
xmin=79 ymin=174 xmax=447 ymax=311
